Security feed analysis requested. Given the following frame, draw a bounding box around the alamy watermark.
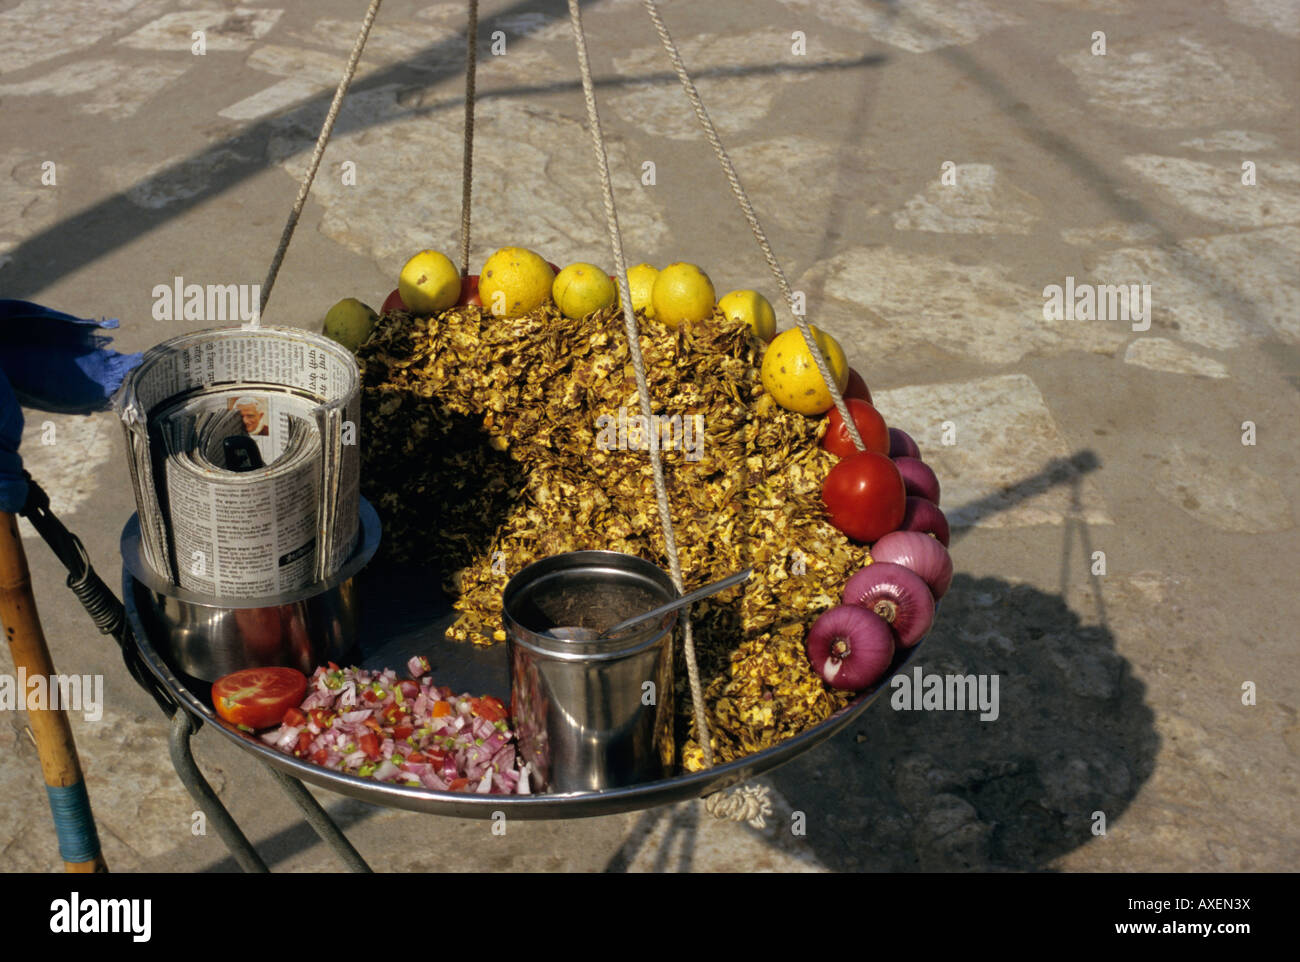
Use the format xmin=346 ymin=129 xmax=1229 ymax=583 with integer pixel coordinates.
xmin=1042 ymin=276 xmax=1150 ymax=331
xmin=152 ymin=276 xmax=260 ymax=326
xmin=890 ymin=666 xmax=999 ymax=721
xmin=1 ymin=669 xmax=103 ymax=721
xmin=595 ymin=407 xmax=705 ymax=461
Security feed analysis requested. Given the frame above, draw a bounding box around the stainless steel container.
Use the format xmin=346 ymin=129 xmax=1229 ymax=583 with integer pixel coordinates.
xmin=121 ymin=498 xmax=381 ymax=681
xmin=504 ymin=551 xmax=677 ymax=793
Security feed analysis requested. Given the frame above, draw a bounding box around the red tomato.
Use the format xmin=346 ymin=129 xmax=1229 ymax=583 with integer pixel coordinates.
xmin=359 ymin=732 xmax=382 ymax=759
xmin=448 ymin=777 xmax=471 ymax=791
xmin=311 ymin=748 xmax=329 ymax=765
xmin=844 ymin=368 xmax=872 ymax=404
xmin=392 ymin=724 xmax=414 ymax=741
xmin=822 ymin=398 xmax=890 ymax=459
xmin=821 ymin=451 xmax=906 ymax=543
xmin=381 ymin=703 xmax=406 ymax=726
xmin=308 ymin=708 xmax=332 ymax=729
xmin=473 ymin=696 xmax=508 ymax=723
xmin=295 ymin=731 xmax=313 ymax=756
xmin=380 ymin=288 xmax=406 ymax=314
xmin=212 ymin=667 xmax=309 ymax=730
xmin=282 ymin=707 xmax=307 ymax=727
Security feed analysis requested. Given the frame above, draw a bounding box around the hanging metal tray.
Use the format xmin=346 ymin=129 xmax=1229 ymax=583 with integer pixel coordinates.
xmin=124 ymin=525 xmax=922 ymax=821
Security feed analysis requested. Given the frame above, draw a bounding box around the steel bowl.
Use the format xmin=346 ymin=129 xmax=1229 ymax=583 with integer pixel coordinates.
xmin=120 ymin=498 xmax=381 ymax=681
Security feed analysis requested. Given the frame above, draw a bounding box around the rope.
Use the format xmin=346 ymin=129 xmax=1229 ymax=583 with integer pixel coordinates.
xmin=258 ymin=0 xmax=384 ymax=321
xmin=640 ymin=0 xmax=864 ymax=453
xmin=565 ymin=0 xmax=714 ymax=769
xmin=704 ymin=782 xmax=774 ymax=829
xmin=458 ymin=0 xmax=479 ymax=275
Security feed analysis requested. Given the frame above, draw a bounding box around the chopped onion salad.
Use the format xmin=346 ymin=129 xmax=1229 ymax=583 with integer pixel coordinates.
xmin=260 ymin=658 xmax=531 ymax=794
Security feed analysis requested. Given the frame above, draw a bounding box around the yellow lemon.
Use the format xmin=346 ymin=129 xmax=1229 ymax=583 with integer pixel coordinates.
xmin=479 ymin=247 xmax=555 ymax=317
xmin=322 ymin=297 xmax=377 ymax=352
xmin=625 ymin=263 xmax=659 ymax=317
xmin=760 ymin=326 xmax=850 ymax=415
xmin=553 ymin=263 xmax=617 ymax=319
xmin=651 ymin=262 xmax=715 ymax=329
xmin=398 ymin=250 xmax=460 ymax=314
xmin=718 ymin=289 xmax=777 ymax=342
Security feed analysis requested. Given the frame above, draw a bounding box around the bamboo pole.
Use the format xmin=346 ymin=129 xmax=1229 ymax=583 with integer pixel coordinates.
xmin=0 ymin=511 xmax=107 ymax=872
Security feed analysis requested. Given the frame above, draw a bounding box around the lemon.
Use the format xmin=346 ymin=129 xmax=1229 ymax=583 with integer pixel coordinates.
xmin=322 ymin=297 xmax=378 ymax=352
xmin=553 ymin=263 xmax=617 ymax=319
xmin=480 ymin=247 xmax=555 ymax=317
xmin=760 ymin=326 xmax=850 ymax=415
xmin=718 ymin=289 xmax=777 ymax=341
xmin=625 ymin=263 xmax=659 ymax=317
xmin=398 ymin=250 xmax=461 ymax=314
xmin=651 ymin=262 xmax=715 ymax=329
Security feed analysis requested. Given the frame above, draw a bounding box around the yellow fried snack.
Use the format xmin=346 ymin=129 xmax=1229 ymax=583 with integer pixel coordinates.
xmin=357 ymin=303 xmax=870 ymax=767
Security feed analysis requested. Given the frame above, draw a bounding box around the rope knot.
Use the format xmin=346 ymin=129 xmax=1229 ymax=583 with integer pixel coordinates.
xmin=704 ymin=782 xmax=774 ymax=829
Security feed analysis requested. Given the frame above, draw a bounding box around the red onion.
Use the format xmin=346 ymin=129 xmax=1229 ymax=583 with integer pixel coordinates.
xmin=889 ymin=427 xmax=921 ymax=460
xmin=805 ymin=605 xmax=895 ymax=691
xmin=842 ymin=562 xmax=935 ymax=648
xmin=869 ymin=530 xmax=953 ymax=600
xmin=899 ymin=496 xmax=950 ymax=546
xmin=893 ymin=456 xmax=940 ymax=505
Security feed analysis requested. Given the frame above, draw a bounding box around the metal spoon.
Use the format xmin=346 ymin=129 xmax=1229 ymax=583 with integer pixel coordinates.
xmin=545 ymin=567 xmax=753 ymax=641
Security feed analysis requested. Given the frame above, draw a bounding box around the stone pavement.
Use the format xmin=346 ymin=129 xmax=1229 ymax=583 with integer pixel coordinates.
xmin=1 ymin=0 xmax=1297 ymax=872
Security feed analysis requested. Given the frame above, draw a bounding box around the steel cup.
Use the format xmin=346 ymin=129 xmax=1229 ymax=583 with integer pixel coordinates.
xmin=504 ymin=551 xmax=677 ymax=793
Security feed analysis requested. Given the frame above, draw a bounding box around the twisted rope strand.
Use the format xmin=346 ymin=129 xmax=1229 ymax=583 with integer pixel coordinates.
xmin=259 ymin=0 xmax=384 ymax=320
xmin=565 ymin=0 xmax=715 ymax=769
xmin=459 ymin=0 xmax=479 ymax=275
xmin=640 ymin=0 xmax=864 ymax=452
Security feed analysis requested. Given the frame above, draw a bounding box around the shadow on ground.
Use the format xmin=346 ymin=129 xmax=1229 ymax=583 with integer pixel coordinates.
xmin=606 ymin=573 xmax=1158 ymax=872
xmin=768 ymin=571 xmax=1158 ymax=871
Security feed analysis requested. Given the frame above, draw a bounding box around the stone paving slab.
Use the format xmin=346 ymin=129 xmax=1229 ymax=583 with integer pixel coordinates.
xmin=0 ymin=0 xmax=1296 ymax=873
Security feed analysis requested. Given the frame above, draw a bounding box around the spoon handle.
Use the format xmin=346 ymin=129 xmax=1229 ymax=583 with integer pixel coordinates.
xmin=600 ymin=567 xmax=754 ymax=638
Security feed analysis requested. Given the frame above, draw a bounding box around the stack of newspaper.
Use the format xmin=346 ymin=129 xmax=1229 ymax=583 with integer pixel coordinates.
xmin=115 ymin=326 xmax=361 ymax=600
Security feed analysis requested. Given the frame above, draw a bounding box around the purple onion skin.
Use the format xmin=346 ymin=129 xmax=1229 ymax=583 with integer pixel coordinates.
xmin=870 ymin=530 xmax=953 ymax=600
xmin=805 ymin=605 xmax=895 ymax=692
xmin=842 ymin=562 xmax=935 ymax=648
xmin=899 ymin=496 xmax=950 ymax=547
xmin=893 ymin=456 xmax=941 ymax=505
xmin=889 ymin=428 xmax=921 ymax=460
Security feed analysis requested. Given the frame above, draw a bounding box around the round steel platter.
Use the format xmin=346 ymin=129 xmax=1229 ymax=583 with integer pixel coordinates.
xmin=125 ymin=531 xmax=923 ymax=820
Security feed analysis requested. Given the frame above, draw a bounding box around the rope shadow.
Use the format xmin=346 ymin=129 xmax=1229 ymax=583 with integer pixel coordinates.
xmin=1 ymin=2 xmax=886 ymax=302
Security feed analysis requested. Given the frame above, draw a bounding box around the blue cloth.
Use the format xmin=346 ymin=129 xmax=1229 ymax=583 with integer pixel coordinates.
xmin=0 ymin=299 xmax=142 ymax=414
xmin=0 ymin=366 xmax=25 ymax=512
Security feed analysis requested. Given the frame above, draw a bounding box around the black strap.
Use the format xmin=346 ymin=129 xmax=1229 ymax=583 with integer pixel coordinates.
xmin=19 ymin=474 xmax=177 ymax=717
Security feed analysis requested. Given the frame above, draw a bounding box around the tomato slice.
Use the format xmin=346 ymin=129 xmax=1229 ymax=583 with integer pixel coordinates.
xmin=392 ymin=724 xmax=414 ymax=741
xmin=213 ymin=667 xmax=309 ymax=730
xmin=282 ymin=707 xmax=307 ymax=727
xmin=473 ymin=696 xmax=508 ymax=722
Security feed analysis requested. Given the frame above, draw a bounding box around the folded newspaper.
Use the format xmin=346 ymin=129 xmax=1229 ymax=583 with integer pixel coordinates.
xmin=116 ymin=327 xmax=360 ymax=600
